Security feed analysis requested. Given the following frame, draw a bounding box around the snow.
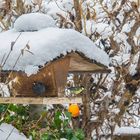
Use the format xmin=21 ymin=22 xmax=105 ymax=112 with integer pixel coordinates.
xmin=114 ymin=32 xmax=128 ymax=44
xmin=136 ymin=88 xmax=140 ymax=97
xmin=129 ymin=52 xmax=140 ymax=75
xmin=44 ymin=0 xmax=73 ymax=18
xmin=112 ymin=53 xmax=130 ymax=66
xmin=95 ymin=23 xmax=113 ymax=38
xmin=0 ymin=83 xmax=10 ymax=97
xmin=122 ymin=20 xmax=135 ymax=33
xmin=83 ymin=20 xmax=95 ymax=35
xmin=135 ymin=27 xmax=140 ymax=46
xmin=0 ymin=23 xmax=110 ymax=76
xmin=25 ymin=65 xmax=39 ymax=77
xmin=111 ymin=108 xmax=120 ymax=114
xmin=0 ymin=123 xmax=28 ymax=140
xmin=83 ymin=20 xmax=113 ymax=39
xmin=114 ymin=126 xmax=140 ymax=135
xmin=14 ymin=13 xmax=56 ymax=32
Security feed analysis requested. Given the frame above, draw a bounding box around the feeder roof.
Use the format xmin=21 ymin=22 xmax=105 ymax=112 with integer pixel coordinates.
xmin=0 ymin=13 xmax=110 ymax=75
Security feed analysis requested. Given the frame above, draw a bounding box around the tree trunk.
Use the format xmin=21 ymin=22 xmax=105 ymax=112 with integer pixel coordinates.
xmin=71 ymin=74 xmax=92 ymax=139
xmin=82 ymin=74 xmax=92 ymax=140
xmin=73 ymin=0 xmax=82 ymax=32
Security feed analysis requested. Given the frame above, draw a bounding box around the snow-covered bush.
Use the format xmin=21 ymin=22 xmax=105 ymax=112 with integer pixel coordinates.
xmin=14 ymin=13 xmax=56 ymax=32
xmin=0 ymin=0 xmax=140 ymax=139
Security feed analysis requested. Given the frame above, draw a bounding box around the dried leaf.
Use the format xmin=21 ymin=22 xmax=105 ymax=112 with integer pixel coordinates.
xmin=21 ymin=49 xmax=24 ymax=55
xmin=16 ymin=0 xmax=25 ymax=14
xmin=25 ymin=49 xmax=34 ymax=55
xmin=11 ymin=41 xmax=15 ymax=50
xmin=32 ymin=0 xmax=42 ymax=7
xmin=26 ymin=44 xmax=30 ymax=50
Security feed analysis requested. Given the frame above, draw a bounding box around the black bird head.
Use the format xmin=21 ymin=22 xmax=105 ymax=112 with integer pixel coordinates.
xmin=32 ymin=82 xmax=46 ymax=96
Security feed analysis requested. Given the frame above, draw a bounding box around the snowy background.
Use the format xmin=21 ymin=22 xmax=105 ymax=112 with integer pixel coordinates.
xmin=0 ymin=0 xmax=140 ymax=139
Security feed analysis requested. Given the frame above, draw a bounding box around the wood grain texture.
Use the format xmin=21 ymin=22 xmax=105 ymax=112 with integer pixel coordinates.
xmin=2 ymin=52 xmax=110 ymax=98
xmin=0 ymin=97 xmax=82 ymax=104
xmin=68 ymin=53 xmax=109 ymax=72
xmin=8 ymin=56 xmax=70 ymax=97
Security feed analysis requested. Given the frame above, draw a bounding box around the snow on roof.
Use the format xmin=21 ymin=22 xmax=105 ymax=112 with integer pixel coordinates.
xmin=0 ymin=27 xmax=110 ymax=74
xmin=0 ymin=13 xmax=110 ymax=75
xmin=0 ymin=123 xmax=28 ymax=140
xmin=114 ymin=126 xmax=140 ymax=135
xmin=14 ymin=13 xmax=56 ymax=32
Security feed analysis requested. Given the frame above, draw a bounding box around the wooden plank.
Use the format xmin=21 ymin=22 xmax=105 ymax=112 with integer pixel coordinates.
xmin=52 ymin=57 xmax=70 ymax=97
xmin=0 ymin=97 xmax=83 ymax=104
xmin=8 ymin=66 xmax=58 ymax=97
xmin=68 ymin=53 xmax=109 ymax=72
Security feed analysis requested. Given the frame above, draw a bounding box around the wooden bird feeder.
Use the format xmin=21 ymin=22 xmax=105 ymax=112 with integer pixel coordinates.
xmin=0 ymin=22 xmax=110 ymax=104
xmin=0 ymin=52 xmax=110 ymax=104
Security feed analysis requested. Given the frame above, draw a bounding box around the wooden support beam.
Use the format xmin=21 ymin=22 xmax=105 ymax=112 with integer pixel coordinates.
xmin=0 ymin=97 xmax=83 ymax=104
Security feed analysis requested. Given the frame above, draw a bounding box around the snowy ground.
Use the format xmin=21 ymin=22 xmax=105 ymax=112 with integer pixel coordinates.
xmin=0 ymin=123 xmax=28 ymax=140
xmin=114 ymin=126 xmax=140 ymax=135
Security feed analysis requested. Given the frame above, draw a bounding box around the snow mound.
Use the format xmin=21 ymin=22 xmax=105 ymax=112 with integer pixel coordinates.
xmin=0 ymin=27 xmax=110 ymax=75
xmin=14 ymin=13 xmax=56 ymax=32
xmin=0 ymin=123 xmax=28 ymax=140
xmin=114 ymin=126 xmax=140 ymax=135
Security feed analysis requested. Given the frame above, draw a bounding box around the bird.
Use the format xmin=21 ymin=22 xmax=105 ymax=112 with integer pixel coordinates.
xmin=32 ymin=82 xmax=46 ymax=96
xmin=68 ymin=86 xmax=84 ymax=95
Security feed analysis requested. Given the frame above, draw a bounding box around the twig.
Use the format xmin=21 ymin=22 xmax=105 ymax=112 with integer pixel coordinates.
xmin=2 ymin=32 xmax=22 ymax=67
xmin=54 ymin=0 xmax=68 ymax=13
xmin=12 ymin=41 xmax=30 ymax=69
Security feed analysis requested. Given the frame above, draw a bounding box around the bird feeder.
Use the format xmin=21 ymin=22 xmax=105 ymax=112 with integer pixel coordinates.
xmin=6 ymin=52 xmax=110 ymax=98
xmin=0 ymin=13 xmax=110 ymax=104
